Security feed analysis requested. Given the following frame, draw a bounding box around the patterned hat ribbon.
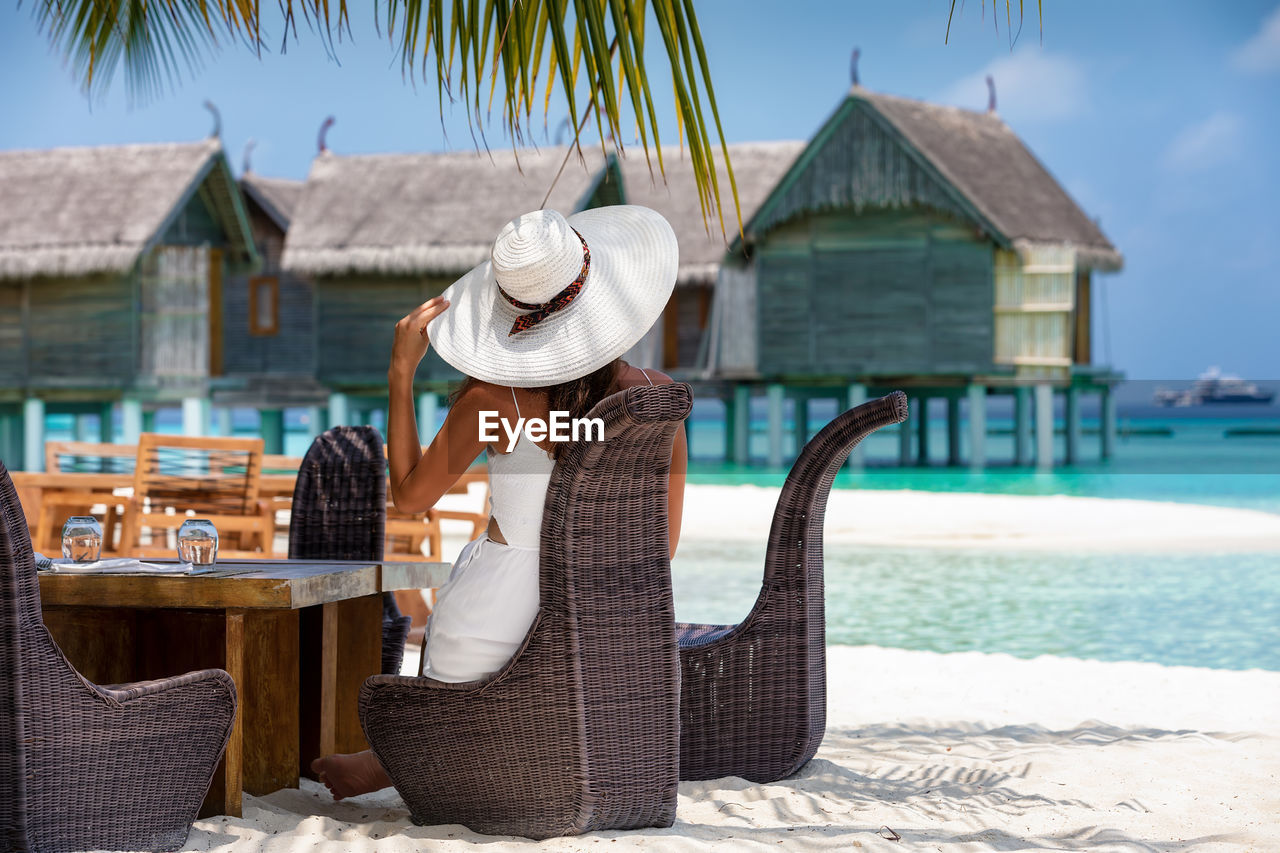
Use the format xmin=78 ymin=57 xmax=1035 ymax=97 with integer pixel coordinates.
xmin=498 ymin=228 xmax=590 ymax=336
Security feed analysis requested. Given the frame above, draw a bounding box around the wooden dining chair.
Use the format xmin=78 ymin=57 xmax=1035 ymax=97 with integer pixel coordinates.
xmin=34 ymin=441 xmax=137 ymax=555
xmin=119 ymin=434 xmax=274 ymax=559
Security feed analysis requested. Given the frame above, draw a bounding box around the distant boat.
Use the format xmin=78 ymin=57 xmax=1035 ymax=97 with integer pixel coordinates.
xmin=1154 ymin=367 xmax=1275 ymax=406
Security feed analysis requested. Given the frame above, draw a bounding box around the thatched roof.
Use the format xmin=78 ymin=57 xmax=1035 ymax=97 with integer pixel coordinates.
xmin=859 ymin=90 xmax=1121 ymax=270
xmin=616 ymin=142 xmax=805 ymax=284
xmin=0 ymin=139 xmax=256 ymax=280
xmin=240 ymin=174 xmax=303 ymax=231
xmin=282 ymin=146 xmax=608 ymax=277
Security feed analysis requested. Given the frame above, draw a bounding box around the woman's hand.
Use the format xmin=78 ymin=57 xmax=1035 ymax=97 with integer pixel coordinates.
xmin=390 ymin=296 xmax=450 ymax=377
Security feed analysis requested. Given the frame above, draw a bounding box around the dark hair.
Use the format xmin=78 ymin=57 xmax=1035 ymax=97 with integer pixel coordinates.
xmin=450 ymin=359 xmax=622 ymax=459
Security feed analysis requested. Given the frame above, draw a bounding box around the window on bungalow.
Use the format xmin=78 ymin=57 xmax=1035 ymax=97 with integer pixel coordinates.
xmin=249 ymin=276 xmax=279 ymax=336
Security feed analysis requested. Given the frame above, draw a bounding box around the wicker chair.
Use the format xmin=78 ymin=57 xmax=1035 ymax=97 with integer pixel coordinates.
xmin=677 ymin=390 xmax=909 ymax=783
xmin=288 ymin=426 xmax=412 ymax=676
xmin=359 ymin=382 xmax=691 ymax=840
xmin=0 ymin=460 xmax=237 ymax=853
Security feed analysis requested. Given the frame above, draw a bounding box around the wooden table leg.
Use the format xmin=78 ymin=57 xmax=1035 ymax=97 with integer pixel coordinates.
xmin=219 ymin=610 xmax=246 ymax=817
xmin=299 ymin=594 xmax=382 ymax=773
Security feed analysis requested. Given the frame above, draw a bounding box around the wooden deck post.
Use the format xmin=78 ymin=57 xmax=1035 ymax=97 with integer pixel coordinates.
xmin=793 ymin=394 xmax=809 ymax=451
xmin=946 ymin=395 xmax=962 ymax=466
xmin=1014 ymin=386 xmax=1033 ymax=466
xmin=416 ymin=393 xmax=440 ymax=445
xmin=260 ymin=409 xmax=285 ymax=455
xmin=327 ymin=393 xmax=350 ymax=429
xmin=1035 ymin=383 xmax=1054 ymax=471
xmin=846 ymin=383 xmax=868 ymax=469
xmin=22 ymin=398 xmax=45 ymax=472
xmin=75 ymin=413 xmax=96 ymax=443
xmin=898 ymin=398 xmax=915 ymax=466
xmin=215 ymin=407 xmax=234 ymax=438
xmin=1065 ymin=386 xmax=1081 ymax=465
xmin=1101 ymin=386 xmax=1117 ymax=460
xmin=182 ymin=397 xmax=210 ymax=437
xmin=304 ymin=406 xmax=324 ymax=439
xmin=99 ymin=404 xmax=115 ymax=443
xmin=732 ymin=385 xmax=750 ymax=466
xmin=766 ymin=384 xmax=785 ymax=468
xmin=121 ymin=399 xmax=143 ymax=445
xmin=967 ymin=384 xmax=986 ymax=470
xmin=916 ymin=396 xmax=930 ymax=466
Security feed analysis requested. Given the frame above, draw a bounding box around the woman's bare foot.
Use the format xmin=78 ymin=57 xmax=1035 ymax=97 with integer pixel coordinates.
xmin=310 ymin=750 xmax=393 ymax=800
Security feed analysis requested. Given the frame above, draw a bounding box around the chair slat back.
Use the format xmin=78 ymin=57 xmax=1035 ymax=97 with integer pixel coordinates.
xmin=44 ymin=441 xmax=136 ymax=475
xmin=133 ymin=434 xmax=264 ymax=516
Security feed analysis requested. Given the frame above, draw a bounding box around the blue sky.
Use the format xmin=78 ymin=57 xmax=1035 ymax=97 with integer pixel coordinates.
xmin=2 ymin=1 xmax=1278 ymax=381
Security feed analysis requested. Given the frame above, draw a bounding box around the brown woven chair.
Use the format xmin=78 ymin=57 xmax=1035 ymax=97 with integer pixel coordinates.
xmin=359 ymin=382 xmax=692 ymax=840
xmin=288 ymin=426 xmax=411 ymax=676
xmin=677 ymin=390 xmax=908 ymax=783
xmin=0 ymin=460 xmax=237 ymax=853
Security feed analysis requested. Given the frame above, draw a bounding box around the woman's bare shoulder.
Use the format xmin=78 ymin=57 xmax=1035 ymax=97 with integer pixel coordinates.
xmin=618 ymin=363 xmax=675 ymax=388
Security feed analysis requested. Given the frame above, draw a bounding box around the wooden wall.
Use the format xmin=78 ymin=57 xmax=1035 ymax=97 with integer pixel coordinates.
xmin=0 ymin=282 xmax=23 ymax=388
xmin=223 ymin=204 xmax=315 ymax=378
xmin=315 ymin=276 xmax=459 ymax=388
xmin=756 ymin=209 xmax=994 ymax=378
xmin=25 ymin=274 xmax=136 ymax=386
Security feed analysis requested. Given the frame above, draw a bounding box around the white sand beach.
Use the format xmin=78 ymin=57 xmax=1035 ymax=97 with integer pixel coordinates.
xmin=182 ymin=485 xmax=1280 ymax=852
xmin=185 ymin=645 xmax=1280 ymax=852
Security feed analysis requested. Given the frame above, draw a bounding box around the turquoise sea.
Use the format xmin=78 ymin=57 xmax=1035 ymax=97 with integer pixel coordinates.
xmin=44 ymin=388 xmax=1280 ymax=672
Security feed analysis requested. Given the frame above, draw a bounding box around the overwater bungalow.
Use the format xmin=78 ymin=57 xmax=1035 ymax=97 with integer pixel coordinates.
xmin=222 ymin=173 xmax=327 ymax=449
xmin=640 ymin=87 xmax=1125 ymax=469
xmin=0 ymin=139 xmax=259 ymax=470
xmin=279 ymin=145 xmax=618 ymax=438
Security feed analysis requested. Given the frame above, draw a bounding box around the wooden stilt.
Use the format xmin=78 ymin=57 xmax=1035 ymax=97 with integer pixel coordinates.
xmin=946 ymin=396 xmax=961 ymax=466
xmin=260 ymin=409 xmax=285 ymax=455
xmin=793 ymin=395 xmax=809 ymax=455
xmin=1065 ymin=386 xmax=1081 ymax=465
xmin=0 ymin=410 xmax=21 ymax=467
xmin=98 ymin=403 xmax=116 ymax=443
xmin=916 ymin=396 xmax=930 ymax=466
xmin=327 ymin=393 xmax=350 ymax=429
xmin=416 ymin=393 xmax=440 ymax=445
xmin=732 ymin=385 xmax=750 ymax=466
xmin=142 ymin=410 xmax=157 ymax=434
xmin=1035 ymin=384 xmax=1054 ymax=471
xmin=967 ymin=384 xmax=986 ymax=470
xmin=1101 ymin=386 xmax=1117 ymax=460
xmin=1014 ymin=386 xmax=1033 ymax=466
xmin=23 ymin=397 xmax=45 ymax=472
xmin=766 ymin=384 xmax=785 ymax=469
xmin=898 ymin=398 xmax=914 ymax=466
xmin=122 ymin=399 xmax=143 ymax=445
xmin=182 ymin=397 xmax=210 ymax=437
xmin=846 ymin=383 xmax=868 ymax=469
xmin=216 ymin=407 xmax=234 ymax=438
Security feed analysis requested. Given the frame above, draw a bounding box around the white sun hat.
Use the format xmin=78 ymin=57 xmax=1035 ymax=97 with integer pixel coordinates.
xmin=426 ymin=205 xmax=678 ymax=387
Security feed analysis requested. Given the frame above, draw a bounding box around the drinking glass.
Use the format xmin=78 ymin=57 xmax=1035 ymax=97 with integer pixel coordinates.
xmin=61 ymin=516 xmax=102 ymax=563
xmin=177 ymin=519 xmax=219 ymax=570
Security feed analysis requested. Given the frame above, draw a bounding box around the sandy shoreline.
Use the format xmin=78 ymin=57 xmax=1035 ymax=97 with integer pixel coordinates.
xmin=676 ymin=485 xmax=1280 ymax=553
xmin=185 ymin=645 xmax=1280 ymax=852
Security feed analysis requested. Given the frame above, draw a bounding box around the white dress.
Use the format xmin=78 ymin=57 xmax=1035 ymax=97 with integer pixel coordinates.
xmin=420 ymin=387 xmax=553 ymax=682
xmin=422 ymin=374 xmax=654 ymax=682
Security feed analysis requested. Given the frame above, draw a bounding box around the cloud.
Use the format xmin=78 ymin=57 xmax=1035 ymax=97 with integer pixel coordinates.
xmin=1160 ymin=112 xmax=1245 ymax=172
xmin=936 ymin=50 xmax=1087 ymax=122
xmin=1232 ymin=5 xmax=1280 ymax=73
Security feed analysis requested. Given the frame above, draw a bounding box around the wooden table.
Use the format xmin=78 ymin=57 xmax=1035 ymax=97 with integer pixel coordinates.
xmin=12 ymin=470 xmax=299 ymax=500
xmin=38 ymin=559 xmax=449 ymax=818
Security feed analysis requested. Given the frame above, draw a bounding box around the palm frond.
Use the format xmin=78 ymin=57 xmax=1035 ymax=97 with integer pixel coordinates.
xmin=30 ymin=0 xmax=747 ymax=233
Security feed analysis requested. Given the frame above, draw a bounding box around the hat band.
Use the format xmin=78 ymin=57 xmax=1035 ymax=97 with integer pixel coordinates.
xmin=497 ymin=228 xmax=590 ymax=336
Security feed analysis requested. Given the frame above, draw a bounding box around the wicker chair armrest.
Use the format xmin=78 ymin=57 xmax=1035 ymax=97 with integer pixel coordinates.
xmin=94 ymin=668 xmax=237 ymax=706
xmin=675 ymin=621 xmax=738 ymax=649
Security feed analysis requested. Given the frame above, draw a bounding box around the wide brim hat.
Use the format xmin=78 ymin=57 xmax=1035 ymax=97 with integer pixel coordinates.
xmin=426 ymin=205 xmax=678 ymax=387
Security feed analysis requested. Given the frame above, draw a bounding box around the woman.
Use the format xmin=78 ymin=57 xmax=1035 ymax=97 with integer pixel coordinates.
xmin=312 ymin=205 xmax=687 ymax=800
